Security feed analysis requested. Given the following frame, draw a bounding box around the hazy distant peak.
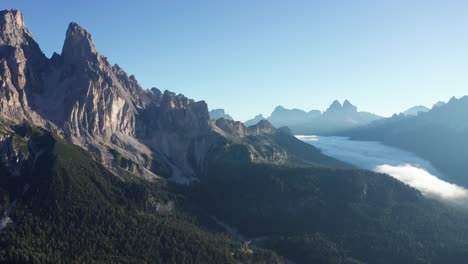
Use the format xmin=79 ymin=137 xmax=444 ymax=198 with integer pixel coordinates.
xmin=331 ymin=100 xmax=342 ymax=107
xmin=403 ymin=105 xmax=430 ymax=116
xmin=209 ymin=108 xmax=233 ymax=120
xmin=449 ymin=96 xmax=458 ymax=104
xmin=343 ymin=100 xmax=358 ymax=112
xmin=324 ymin=100 xmax=342 ymax=114
xmin=308 ymin=109 xmax=322 ymax=114
xmin=433 ymin=101 xmax=446 ymax=108
xmin=324 ymin=99 xmax=359 ymax=115
xmin=243 ymin=114 xmax=266 ymax=127
xmin=274 ymin=105 xmax=286 ymax=111
xmin=271 ymin=105 xmax=306 ymax=116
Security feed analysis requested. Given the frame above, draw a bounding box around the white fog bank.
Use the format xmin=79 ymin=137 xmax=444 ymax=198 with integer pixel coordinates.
xmin=297 ymin=135 xmax=468 ymax=204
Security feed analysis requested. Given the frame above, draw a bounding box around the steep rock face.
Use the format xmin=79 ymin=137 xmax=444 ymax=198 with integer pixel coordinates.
xmin=0 ymin=10 xmax=49 ymax=124
xmin=137 ymin=89 xmax=214 ymax=182
xmin=0 ymin=10 xmax=212 ymax=180
xmin=247 ymin=119 xmax=275 ymax=135
xmin=0 ymin=9 xmax=321 ymax=182
xmin=213 ymin=118 xmax=247 ymax=139
xmin=43 ymin=22 xmax=147 ymax=139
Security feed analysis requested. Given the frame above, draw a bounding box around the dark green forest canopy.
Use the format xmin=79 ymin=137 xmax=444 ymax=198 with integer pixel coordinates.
xmin=0 ymin=124 xmax=282 ymax=264
xmin=2 ymin=122 xmax=468 ymax=264
xmin=185 ymin=144 xmax=468 ymax=264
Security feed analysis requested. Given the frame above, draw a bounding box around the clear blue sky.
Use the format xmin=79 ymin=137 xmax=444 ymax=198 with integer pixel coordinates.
xmin=2 ymin=0 xmax=468 ymax=121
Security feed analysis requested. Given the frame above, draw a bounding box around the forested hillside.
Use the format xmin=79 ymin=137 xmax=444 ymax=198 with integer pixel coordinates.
xmin=0 ymin=123 xmax=282 ymax=263
xmin=187 ymin=143 xmax=468 ymax=264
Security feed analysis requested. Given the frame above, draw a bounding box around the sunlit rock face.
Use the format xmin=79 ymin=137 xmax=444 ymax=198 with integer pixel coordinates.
xmin=0 ymin=10 xmax=214 ymax=180
xmin=0 ymin=9 xmax=298 ymax=182
xmin=0 ymin=9 xmax=49 ymax=124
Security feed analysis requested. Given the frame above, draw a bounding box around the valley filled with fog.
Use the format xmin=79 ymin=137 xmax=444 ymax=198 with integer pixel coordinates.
xmin=298 ymin=135 xmax=468 ymax=205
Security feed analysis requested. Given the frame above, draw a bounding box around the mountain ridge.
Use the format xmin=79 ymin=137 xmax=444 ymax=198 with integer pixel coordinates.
xmin=347 ymin=96 xmax=468 ymax=187
xmin=245 ymin=100 xmax=382 ymax=135
xmin=0 ymin=9 xmax=339 ymax=183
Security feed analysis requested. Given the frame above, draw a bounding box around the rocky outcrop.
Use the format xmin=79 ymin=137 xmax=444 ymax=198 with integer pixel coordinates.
xmin=0 ymin=9 xmax=316 ymax=182
xmin=0 ymin=10 xmax=211 ymax=180
xmin=209 ymin=108 xmax=233 ymax=120
xmin=0 ymin=9 xmax=49 ymax=124
xmin=246 ymin=119 xmax=275 ymax=135
xmin=243 ymin=114 xmax=265 ymax=127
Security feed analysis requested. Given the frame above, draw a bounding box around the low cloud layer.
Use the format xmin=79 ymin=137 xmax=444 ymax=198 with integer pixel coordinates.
xmin=375 ymin=164 xmax=468 ymax=203
xmin=297 ymin=135 xmax=468 ymax=204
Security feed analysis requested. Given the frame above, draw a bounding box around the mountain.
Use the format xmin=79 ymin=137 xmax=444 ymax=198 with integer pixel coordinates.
xmin=0 ymin=9 xmax=223 ymax=183
xmin=403 ymin=105 xmax=430 ymax=116
xmin=193 ymin=154 xmax=468 ymax=264
xmin=267 ymin=106 xmax=321 ymax=127
xmin=347 ymin=96 xmax=468 ymax=187
xmin=266 ymin=100 xmax=382 ymax=135
xmin=244 ymin=114 xmax=265 ymax=127
xmin=2 ymin=9 xmax=468 ymax=264
xmin=433 ymin=101 xmax=446 ymax=108
xmin=0 ymin=8 xmax=346 ymax=188
xmin=0 ymin=121 xmax=282 ymax=263
xmin=209 ymin=108 xmax=233 ymax=120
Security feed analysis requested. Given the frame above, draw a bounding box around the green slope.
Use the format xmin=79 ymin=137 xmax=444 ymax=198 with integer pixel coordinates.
xmin=0 ymin=124 xmax=282 ymax=264
xmin=187 ymin=145 xmax=468 ymax=264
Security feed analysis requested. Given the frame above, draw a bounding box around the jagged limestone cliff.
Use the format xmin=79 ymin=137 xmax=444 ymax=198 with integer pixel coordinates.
xmin=0 ymin=9 xmax=315 ymax=182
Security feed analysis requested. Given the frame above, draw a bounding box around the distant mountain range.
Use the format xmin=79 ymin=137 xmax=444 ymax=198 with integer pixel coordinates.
xmin=347 ymin=96 xmax=468 ymax=187
xmin=241 ymin=100 xmax=382 ymax=135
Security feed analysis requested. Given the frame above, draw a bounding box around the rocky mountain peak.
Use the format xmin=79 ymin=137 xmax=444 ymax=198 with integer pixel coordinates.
xmin=343 ymin=100 xmax=358 ymax=113
xmin=0 ymin=9 xmax=48 ymax=122
xmin=62 ymin=22 xmax=99 ymax=64
xmin=272 ymin=105 xmax=286 ymax=114
xmin=325 ymin=100 xmax=342 ymax=114
xmin=0 ymin=9 xmax=31 ymax=47
xmin=255 ymin=119 xmax=274 ymax=130
xmin=0 ymin=9 xmax=24 ymax=28
xmin=247 ymin=119 xmax=275 ymax=135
